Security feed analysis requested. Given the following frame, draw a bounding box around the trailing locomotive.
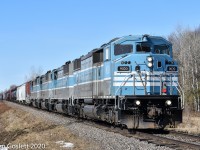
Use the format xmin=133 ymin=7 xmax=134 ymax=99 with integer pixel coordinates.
xmin=5 ymin=35 xmax=183 ymax=129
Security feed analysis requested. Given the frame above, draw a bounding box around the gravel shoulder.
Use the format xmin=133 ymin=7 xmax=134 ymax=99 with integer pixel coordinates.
xmin=2 ymin=101 xmax=172 ymax=150
xmin=0 ymin=102 xmax=96 ymax=150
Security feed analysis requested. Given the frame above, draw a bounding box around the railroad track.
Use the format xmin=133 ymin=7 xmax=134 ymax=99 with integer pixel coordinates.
xmin=4 ymin=101 xmax=200 ymax=150
xmin=169 ymin=130 xmax=200 ymax=141
xmin=77 ymin=116 xmax=200 ymax=150
xmin=134 ymin=131 xmax=200 ymax=150
xmin=79 ymin=118 xmax=200 ymax=149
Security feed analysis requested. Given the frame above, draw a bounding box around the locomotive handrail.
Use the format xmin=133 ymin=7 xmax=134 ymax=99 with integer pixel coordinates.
xmin=133 ymin=76 xmax=145 ymax=91
xmin=115 ymin=72 xmax=184 ymax=109
xmin=170 ymin=74 xmax=173 ymax=95
xmin=173 ymin=80 xmax=185 ymax=109
xmin=159 ymin=73 xmax=184 ymax=109
xmin=164 ymin=73 xmax=184 ymax=109
xmin=115 ymin=74 xmax=133 ymax=109
xmin=115 ymin=74 xmax=133 ymax=96
xmin=115 ymin=72 xmax=147 ymax=96
xmin=137 ymin=72 xmax=147 ymax=95
xmin=160 ymin=74 xmax=162 ymax=95
xmin=115 ymin=72 xmax=148 ymax=109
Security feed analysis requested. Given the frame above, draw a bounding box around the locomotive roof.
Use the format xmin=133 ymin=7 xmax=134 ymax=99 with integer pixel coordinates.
xmin=46 ymin=70 xmax=51 ymax=74
xmin=81 ymin=48 xmax=99 ymax=61
xmin=147 ymin=36 xmax=172 ymax=45
xmin=81 ymin=35 xmax=170 ymax=61
xmin=81 ymin=37 xmax=120 ymax=61
xmin=52 ymin=66 xmax=63 ymax=72
xmin=40 ymin=75 xmax=45 ymax=78
xmin=29 ymin=35 xmax=171 ymax=84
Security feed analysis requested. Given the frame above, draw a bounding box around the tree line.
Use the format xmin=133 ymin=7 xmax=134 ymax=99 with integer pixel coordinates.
xmin=169 ymin=26 xmax=200 ymax=112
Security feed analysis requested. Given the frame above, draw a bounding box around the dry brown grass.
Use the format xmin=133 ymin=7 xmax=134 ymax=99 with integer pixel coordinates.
xmin=0 ymin=102 xmax=96 ymax=150
xmin=175 ymin=111 xmax=200 ymax=135
xmin=0 ymin=102 xmax=10 ymax=114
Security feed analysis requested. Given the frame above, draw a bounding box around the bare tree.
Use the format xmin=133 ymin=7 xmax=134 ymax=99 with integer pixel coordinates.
xmin=169 ymin=26 xmax=200 ymax=112
xmin=24 ymin=66 xmax=44 ymax=82
xmin=10 ymin=85 xmax=17 ymax=89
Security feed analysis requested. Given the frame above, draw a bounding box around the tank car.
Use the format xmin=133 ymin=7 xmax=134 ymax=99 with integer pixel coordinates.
xmin=30 ymin=35 xmax=183 ymax=129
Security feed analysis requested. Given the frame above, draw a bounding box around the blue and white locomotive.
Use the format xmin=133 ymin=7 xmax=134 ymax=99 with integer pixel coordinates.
xmin=30 ymin=35 xmax=183 ymax=129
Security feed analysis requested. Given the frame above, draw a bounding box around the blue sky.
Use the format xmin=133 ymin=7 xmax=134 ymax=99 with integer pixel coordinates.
xmin=0 ymin=0 xmax=200 ymax=91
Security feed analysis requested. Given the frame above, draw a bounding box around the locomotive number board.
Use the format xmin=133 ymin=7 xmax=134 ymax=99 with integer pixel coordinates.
xmin=118 ymin=66 xmax=130 ymax=71
xmin=167 ymin=66 xmax=177 ymax=71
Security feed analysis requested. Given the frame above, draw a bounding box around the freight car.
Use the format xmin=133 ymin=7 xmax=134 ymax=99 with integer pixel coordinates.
xmin=0 ymin=93 xmax=3 ymax=100
xmin=5 ymin=86 xmax=17 ymax=101
xmin=5 ymin=83 xmax=31 ymax=104
xmin=16 ymin=82 xmax=31 ymax=104
xmin=5 ymin=90 xmax=10 ymax=101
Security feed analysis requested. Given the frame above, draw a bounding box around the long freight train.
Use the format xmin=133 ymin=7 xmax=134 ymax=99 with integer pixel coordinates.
xmin=4 ymin=35 xmax=183 ymax=129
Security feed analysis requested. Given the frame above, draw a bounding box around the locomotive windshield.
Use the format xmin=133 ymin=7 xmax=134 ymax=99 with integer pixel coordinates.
xmin=136 ymin=43 xmax=151 ymax=52
xmin=154 ymin=45 xmax=170 ymax=55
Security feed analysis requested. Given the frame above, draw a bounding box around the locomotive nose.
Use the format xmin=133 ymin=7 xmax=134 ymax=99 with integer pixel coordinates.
xmin=148 ymin=56 xmax=177 ymax=72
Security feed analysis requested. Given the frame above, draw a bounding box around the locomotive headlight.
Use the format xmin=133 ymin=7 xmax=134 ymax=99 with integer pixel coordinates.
xmin=147 ymin=56 xmax=153 ymax=62
xmin=166 ymin=100 xmax=172 ymax=106
xmin=147 ymin=62 xmax=153 ymax=67
xmin=135 ymin=100 xmax=141 ymax=106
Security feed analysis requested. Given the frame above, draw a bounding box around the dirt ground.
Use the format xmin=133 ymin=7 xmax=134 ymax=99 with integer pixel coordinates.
xmin=0 ymin=102 xmax=95 ymax=150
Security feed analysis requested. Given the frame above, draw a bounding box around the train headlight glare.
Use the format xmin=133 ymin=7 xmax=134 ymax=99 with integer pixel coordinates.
xmin=135 ymin=100 xmax=141 ymax=106
xmin=147 ymin=57 xmax=153 ymax=62
xmin=166 ymin=100 xmax=172 ymax=106
xmin=147 ymin=62 xmax=153 ymax=67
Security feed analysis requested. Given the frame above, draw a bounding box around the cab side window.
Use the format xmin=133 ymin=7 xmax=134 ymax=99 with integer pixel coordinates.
xmin=136 ymin=44 xmax=151 ymax=52
xmin=114 ymin=44 xmax=133 ymax=55
xmin=154 ymin=45 xmax=170 ymax=55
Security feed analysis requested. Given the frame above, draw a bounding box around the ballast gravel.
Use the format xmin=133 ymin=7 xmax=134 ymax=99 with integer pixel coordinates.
xmin=4 ymin=101 xmax=172 ymax=150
